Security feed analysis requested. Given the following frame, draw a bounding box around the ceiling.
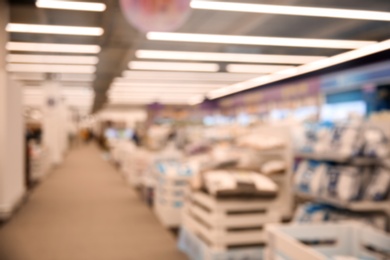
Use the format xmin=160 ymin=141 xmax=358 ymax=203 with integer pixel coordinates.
xmin=6 ymin=0 xmax=390 ymax=113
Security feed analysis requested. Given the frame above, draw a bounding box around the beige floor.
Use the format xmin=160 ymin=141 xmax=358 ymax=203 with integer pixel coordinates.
xmin=0 ymin=144 xmax=186 ymax=260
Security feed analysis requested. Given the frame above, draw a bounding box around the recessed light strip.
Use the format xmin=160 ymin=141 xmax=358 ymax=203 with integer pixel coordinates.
xmin=6 ymin=42 xmax=101 ymax=54
xmin=121 ymin=71 xmax=259 ymax=81
xmin=129 ymin=61 xmax=219 ymax=72
xmin=7 ymin=64 xmax=96 ymax=73
xmin=7 ymin=54 xmax=99 ymax=64
xmin=109 ymin=89 xmax=208 ymax=95
xmin=226 ymin=64 xmax=296 ymax=73
xmin=147 ymin=32 xmax=376 ymax=49
xmin=111 ymin=82 xmax=225 ymax=88
xmin=6 ymin=23 xmax=103 ymax=36
xmin=135 ymin=50 xmax=326 ymax=64
xmin=36 ymin=0 xmax=106 ymax=12
xmin=108 ymin=100 xmax=190 ymax=105
xmin=190 ymin=1 xmax=390 ymax=22
xmin=207 ymin=38 xmax=390 ymax=99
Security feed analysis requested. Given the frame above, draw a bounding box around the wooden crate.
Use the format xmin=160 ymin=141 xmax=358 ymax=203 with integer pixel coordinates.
xmin=178 ymin=225 xmax=264 ymax=260
xmin=183 ymin=192 xmax=282 ymax=250
xmin=265 ymin=222 xmax=390 ymax=260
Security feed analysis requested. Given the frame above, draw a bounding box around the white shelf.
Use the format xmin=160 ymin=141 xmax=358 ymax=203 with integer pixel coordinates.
xmin=295 ymin=152 xmax=378 ymax=165
xmin=296 ymin=191 xmax=390 ymax=213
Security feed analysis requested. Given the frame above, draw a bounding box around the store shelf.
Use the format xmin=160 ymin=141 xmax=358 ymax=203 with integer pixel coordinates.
xmin=295 ymin=152 xmax=378 ymax=166
xmin=296 ymin=192 xmax=390 ymax=213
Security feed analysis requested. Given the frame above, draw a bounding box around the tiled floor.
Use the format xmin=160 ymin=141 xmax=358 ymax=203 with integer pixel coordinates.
xmin=0 ymin=144 xmax=186 ymax=260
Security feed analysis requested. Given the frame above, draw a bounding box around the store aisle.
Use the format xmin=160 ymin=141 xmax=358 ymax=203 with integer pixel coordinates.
xmin=0 ymin=144 xmax=185 ymax=260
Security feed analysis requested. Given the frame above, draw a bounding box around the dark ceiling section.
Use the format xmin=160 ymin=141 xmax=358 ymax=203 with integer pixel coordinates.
xmin=8 ymin=0 xmax=36 ymax=5
xmin=91 ymin=0 xmax=140 ymax=112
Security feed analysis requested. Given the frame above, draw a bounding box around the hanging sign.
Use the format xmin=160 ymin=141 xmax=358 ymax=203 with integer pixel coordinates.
xmin=120 ymin=0 xmax=192 ymax=33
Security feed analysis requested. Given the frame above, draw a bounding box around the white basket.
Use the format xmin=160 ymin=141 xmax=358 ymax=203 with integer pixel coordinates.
xmin=183 ymin=192 xmax=281 ymax=250
xmin=178 ymin=226 xmax=263 ymax=260
xmin=265 ymin=222 xmax=390 ymax=260
xmin=30 ymin=147 xmax=51 ymax=181
xmin=153 ymin=173 xmax=191 ymax=228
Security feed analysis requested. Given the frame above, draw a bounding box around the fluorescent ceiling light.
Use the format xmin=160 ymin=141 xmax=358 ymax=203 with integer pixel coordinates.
xmin=191 ymin=1 xmax=390 ymax=22
xmin=114 ymin=78 xmax=243 ymax=84
xmin=207 ymin=38 xmax=390 ymax=99
xmin=7 ymin=64 xmax=96 ymax=73
xmin=121 ymin=71 xmax=258 ymax=81
xmin=135 ymin=50 xmax=326 ymax=64
xmin=36 ymin=0 xmax=106 ymax=12
xmin=108 ymin=93 xmax=197 ymax=98
xmin=109 ymin=95 xmax=195 ymax=102
xmin=7 ymin=54 xmax=99 ymax=64
xmin=129 ymin=61 xmax=219 ymax=72
xmin=6 ymin=23 xmax=103 ymax=36
xmin=147 ymin=32 xmax=375 ymax=49
xmin=109 ymin=99 xmax=190 ymax=105
xmin=6 ymin=42 xmax=101 ymax=54
xmin=109 ymin=88 xmax=208 ymax=94
xmin=226 ymin=64 xmax=295 ymax=73
xmin=111 ymin=82 xmax=224 ymax=89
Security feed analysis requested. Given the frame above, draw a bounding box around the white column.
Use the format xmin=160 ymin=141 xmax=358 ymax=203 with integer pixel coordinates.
xmin=0 ymin=1 xmax=26 ymax=219
xmin=42 ymin=76 xmax=68 ymax=165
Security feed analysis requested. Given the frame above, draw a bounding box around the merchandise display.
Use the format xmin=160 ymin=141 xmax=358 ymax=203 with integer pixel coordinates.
xmin=154 ymin=159 xmax=193 ymax=227
xmin=293 ymin=203 xmax=388 ymax=230
xmin=178 ymin=226 xmax=263 ymax=260
xmin=178 ymin=125 xmax=294 ymax=259
xmin=293 ymin=120 xmax=390 ymax=230
xmin=265 ymin=222 xmax=390 ymax=260
xmin=29 ymin=142 xmax=51 ymax=182
xmin=146 ymin=124 xmax=172 ymax=150
xmin=109 ymin=118 xmax=390 ymax=260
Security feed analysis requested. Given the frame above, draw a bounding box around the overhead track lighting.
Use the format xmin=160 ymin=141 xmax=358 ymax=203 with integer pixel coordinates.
xmin=147 ymin=32 xmax=376 ymax=49
xmin=6 ymin=42 xmax=101 ymax=54
xmin=207 ymin=39 xmax=390 ymax=99
xmin=6 ymin=23 xmax=103 ymax=36
xmin=36 ymin=0 xmax=106 ymax=12
xmin=7 ymin=64 xmax=96 ymax=73
xmin=129 ymin=61 xmax=219 ymax=72
xmin=6 ymin=54 xmax=99 ymax=65
xmin=190 ymin=1 xmax=390 ymax=22
xmin=135 ymin=50 xmax=326 ymax=64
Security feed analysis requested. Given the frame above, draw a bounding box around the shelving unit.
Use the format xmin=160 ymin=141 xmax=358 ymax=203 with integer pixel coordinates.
xmin=295 ymin=152 xmax=379 ymax=166
xmin=293 ymin=122 xmax=390 ymax=230
xmin=178 ymin=125 xmax=295 ymax=259
xmin=296 ymin=192 xmax=390 ymax=214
